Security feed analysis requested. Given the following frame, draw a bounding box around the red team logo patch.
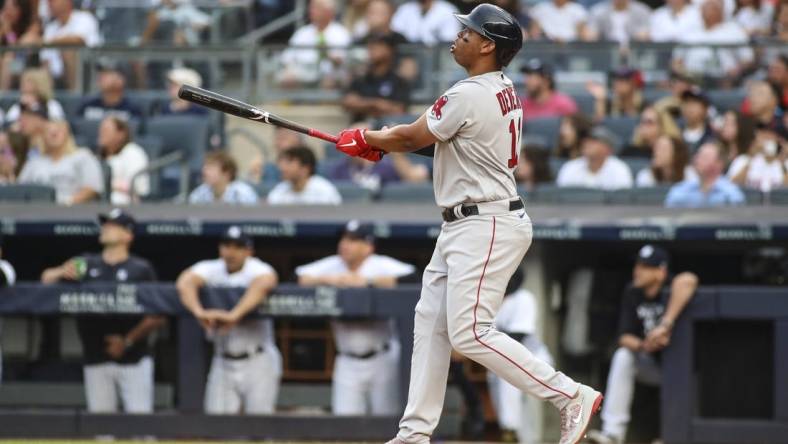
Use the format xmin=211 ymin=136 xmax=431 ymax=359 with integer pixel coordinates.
xmin=432 ymin=95 xmax=449 ymax=120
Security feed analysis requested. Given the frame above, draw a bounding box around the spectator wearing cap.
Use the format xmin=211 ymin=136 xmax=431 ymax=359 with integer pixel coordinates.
xmin=728 ymin=125 xmax=788 ymax=190
xmin=39 ymin=0 xmax=100 ymax=88
xmin=673 ymin=0 xmax=753 ymax=82
xmin=278 ymin=0 xmax=352 ymax=88
xmin=665 ymin=142 xmax=745 ymax=207
xmin=679 ymin=87 xmax=715 ymax=152
xmin=529 ymin=0 xmax=591 ymax=42
xmin=177 ymin=225 xmax=281 ymax=414
xmin=556 ymin=126 xmax=634 ymax=189
xmin=520 ymin=59 xmax=578 ymax=120
xmin=157 ymin=67 xmax=208 ymax=117
xmin=0 ymin=232 xmax=17 ymax=383
xmin=268 ymin=146 xmax=342 ymax=205
xmin=4 ymin=68 xmax=65 ymax=124
xmin=514 ymin=141 xmax=553 ymax=191
xmin=390 ymin=0 xmax=460 ymax=46
xmin=296 ymin=220 xmax=416 ymax=416
xmin=653 ymin=69 xmax=697 ymax=120
xmin=189 ymin=151 xmax=258 ymax=205
xmin=99 ymin=116 xmax=150 ymax=205
xmin=78 ymin=61 xmax=142 ymax=122
xmin=15 ymin=94 xmax=49 ymax=156
xmin=342 ymin=33 xmax=410 ymax=122
xmin=588 ymin=0 xmax=652 ymax=44
xmin=636 ymin=135 xmax=698 ymax=187
xmin=649 ymin=0 xmax=702 ymax=42
xmin=41 ymin=209 xmax=163 ymax=413
xmin=586 ymin=67 xmax=645 ymax=121
xmin=18 ymin=119 xmax=104 ymax=205
xmin=586 ymin=245 xmax=698 ymax=444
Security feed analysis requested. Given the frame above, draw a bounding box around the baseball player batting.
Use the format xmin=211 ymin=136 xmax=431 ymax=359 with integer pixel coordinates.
xmin=334 ymin=4 xmax=603 ymax=444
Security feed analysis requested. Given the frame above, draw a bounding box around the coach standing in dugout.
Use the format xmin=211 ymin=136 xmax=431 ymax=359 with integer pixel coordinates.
xmin=41 ymin=209 xmax=164 ymax=413
xmin=587 ymin=245 xmax=698 ymax=444
xmin=176 ymin=226 xmax=281 ymax=415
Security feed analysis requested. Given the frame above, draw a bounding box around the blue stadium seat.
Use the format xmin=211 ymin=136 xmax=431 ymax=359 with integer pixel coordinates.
xmin=606 ymin=188 xmax=635 ymax=204
xmin=54 ymin=91 xmax=87 ymax=120
xmin=632 ymin=185 xmax=673 ymax=205
xmin=708 ymin=89 xmax=746 ymax=113
xmin=570 ymin=92 xmax=596 ymax=116
xmin=146 ymin=115 xmax=211 ymax=171
xmin=768 ymin=189 xmax=788 ymax=205
xmin=524 ymin=117 xmax=561 ymax=146
xmin=622 ymin=157 xmax=651 ymax=178
xmin=643 ymin=88 xmax=669 ymax=106
xmin=0 ymin=92 xmax=19 ymax=112
xmin=0 ymin=184 xmax=56 ymax=202
xmin=602 ymin=116 xmax=638 ymax=151
xmin=741 ymin=187 xmax=762 ymax=205
xmin=334 ymin=182 xmax=373 ymax=203
xmin=378 ymin=182 xmax=435 ymax=203
xmin=532 ymin=185 xmax=607 ymax=204
xmin=71 ymin=118 xmax=141 ymax=151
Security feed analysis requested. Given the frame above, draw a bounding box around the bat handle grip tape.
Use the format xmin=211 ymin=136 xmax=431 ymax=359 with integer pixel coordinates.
xmin=308 ymin=129 xmax=339 ymax=144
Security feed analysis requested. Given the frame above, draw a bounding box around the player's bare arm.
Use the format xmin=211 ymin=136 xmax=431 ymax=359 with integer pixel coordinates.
xmin=176 ymin=270 xmax=212 ymax=328
xmin=365 ymin=113 xmax=439 ymax=153
xmin=618 ymin=333 xmax=643 ymax=353
xmin=219 ymin=272 xmax=278 ymax=329
xmin=646 ymin=272 xmax=699 ymax=347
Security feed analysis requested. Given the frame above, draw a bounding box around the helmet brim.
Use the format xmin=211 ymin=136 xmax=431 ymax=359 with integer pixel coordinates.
xmin=454 ymin=13 xmax=488 ymax=40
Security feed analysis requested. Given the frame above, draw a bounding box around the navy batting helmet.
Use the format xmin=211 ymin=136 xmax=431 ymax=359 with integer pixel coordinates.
xmin=454 ymin=4 xmax=523 ymax=67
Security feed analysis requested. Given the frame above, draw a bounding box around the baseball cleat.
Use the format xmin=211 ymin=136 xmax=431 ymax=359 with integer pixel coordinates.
xmin=558 ymin=384 xmax=604 ymax=444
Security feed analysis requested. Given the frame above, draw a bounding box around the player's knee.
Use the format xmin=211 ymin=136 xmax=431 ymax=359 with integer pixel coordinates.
xmin=447 ymin=321 xmax=487 ymax=355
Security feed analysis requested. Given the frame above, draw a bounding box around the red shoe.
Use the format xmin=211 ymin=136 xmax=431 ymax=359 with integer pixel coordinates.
xmin=559 ymin=384 xmax=604 ymax=444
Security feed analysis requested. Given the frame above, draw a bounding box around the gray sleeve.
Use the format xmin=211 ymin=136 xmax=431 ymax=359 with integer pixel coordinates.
xmin=77 ymin=151 xmax=105 ymax=194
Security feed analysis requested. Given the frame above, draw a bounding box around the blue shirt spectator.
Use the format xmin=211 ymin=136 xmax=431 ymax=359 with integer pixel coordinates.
xmin=78 ymin=62 xmax=142 ymax=121
xmin=665 ymin=142 xmax=745 ymax=208
xmin=188 ymin=151 xmax=258 ymax=205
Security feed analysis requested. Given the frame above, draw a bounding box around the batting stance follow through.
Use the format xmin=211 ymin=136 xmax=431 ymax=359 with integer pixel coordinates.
xmin=334 ymin=4 xmax=603 ymax=444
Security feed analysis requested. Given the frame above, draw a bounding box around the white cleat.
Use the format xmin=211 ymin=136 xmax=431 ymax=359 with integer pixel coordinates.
xmin=559 ymin=384 xmax=604 ymax=444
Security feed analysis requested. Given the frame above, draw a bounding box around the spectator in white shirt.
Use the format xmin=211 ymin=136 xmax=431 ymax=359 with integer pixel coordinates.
xmin=268 ymin=146 xmax=342 ymax=205
xmin=588 ymin=0 xmax=651 ymax=44
xmin=189 ymin=151 xmax=258 ymax=205
xmin=649 ymin=0 xmax=702 ymax=42
xmin=18 ymin=119 xmax=104 ymax=205
xmin=4 ymin=68 xmax=65 ymax=124
xmin=296 ymin=220 xmax=415 ymax=416
xmin=733 ymin=0 xmax=774 ymax=37
xmin=529 ymin=0 xmax=591 ymax=42
xmin=279 ymin=0 xmax=352 ymax=88
xmin=636 ymin=135 xmax=698 ymax=187
xmin=673 ymin=0 xmax=753 ymax=81
xmin=728 ymin=127 xmax=788 ymax=190
xmin=99 ymin=116 xmax=150 ymax=205
xmin=39 ymin=0 xmax=100 ymax=88
xmin=390 ymin=0 xmax=460 ymax=46
xmin=557 ymin=126 xmax=634 ymax=189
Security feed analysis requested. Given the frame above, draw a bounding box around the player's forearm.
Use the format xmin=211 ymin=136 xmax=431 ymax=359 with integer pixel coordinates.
xmin=370 ymin=276 xmax=398 ymax=288
xmin=46 ymin=35 xmax=86 ymax=46
xmin=125 ymin=315 xmax=166 ymax=344
xmin=619 ymin=334 xmax=642 ymax=352
xmin=365 ymin=114 xmax=436 ymax=153
xmin=69 ymin=188 xmax=99 ymax=205
xmin=176 ymin=274 xmax=205 ymax=315
xmin=661 ymin=272 xmax=698 ymax=327
xmin=41 ymin=266 xmax=63 ymax=284
xmin=229 ymin=275 xmax=277 ymax=320
xmin=298 ymin=275 xmax=333 ymax=286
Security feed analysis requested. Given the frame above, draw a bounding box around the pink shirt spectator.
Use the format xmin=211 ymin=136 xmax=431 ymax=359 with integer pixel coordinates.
xmin=521 ymin=93 xmax=578 ymax=119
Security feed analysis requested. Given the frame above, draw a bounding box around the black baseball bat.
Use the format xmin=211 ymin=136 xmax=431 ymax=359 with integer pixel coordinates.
xmin=177 ymin=84 xmax=339 ymax=143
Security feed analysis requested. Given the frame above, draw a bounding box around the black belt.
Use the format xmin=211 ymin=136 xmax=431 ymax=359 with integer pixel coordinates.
xmin=441 ymin=198 xmax=524 ymax=223
xmin=340 ymin=343 xmax=390 ymax=360
xmin=221 ymin=346 xmax=264 ymax=360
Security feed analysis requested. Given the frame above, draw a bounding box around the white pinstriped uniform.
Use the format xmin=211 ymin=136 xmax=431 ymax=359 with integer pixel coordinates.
xmin=0 ymin=259 xmax=17 ymax=384
xmin=190 ymin=257 xmax=282 ymax=414
xmin=395 ymin=72 xmax=581 ymax=443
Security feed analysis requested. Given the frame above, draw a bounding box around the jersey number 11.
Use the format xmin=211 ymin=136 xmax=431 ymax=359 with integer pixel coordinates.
xmin=508 ymin=118 xmax=522 ymax=168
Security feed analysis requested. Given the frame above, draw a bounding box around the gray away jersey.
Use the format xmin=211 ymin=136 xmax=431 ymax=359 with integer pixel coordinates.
xmin=426 ymin=71 xmax=522 ymax=208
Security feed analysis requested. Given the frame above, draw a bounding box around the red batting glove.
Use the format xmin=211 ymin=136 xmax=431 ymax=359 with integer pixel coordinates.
xmin=336 ymin=128 xmax=371 ymax=157
xmin=358 ymin=149 xmax=385 ymax=162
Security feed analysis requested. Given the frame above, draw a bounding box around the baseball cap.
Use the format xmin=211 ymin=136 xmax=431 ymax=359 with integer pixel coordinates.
xmin=520 ymin=58 xmax=552 ymax=77
xmin=167 ymin=67 xmax=202 ymax=88
xmin=220 ymin=225 xmax=253 ymax=248
xmin=681 ymin=86 xmax=710 ymax=106
xmin=19 ymin=96 xmax=48 ymax=120
xmin=98 ymin=208 xmax=136 ymax=231
xmin=586 ymin=125 xmax=620 ymax=149
xmin=636 ymin=245 xmax=669 ymax=268
xmin=341 ymin=220 xmax=375 ymax=244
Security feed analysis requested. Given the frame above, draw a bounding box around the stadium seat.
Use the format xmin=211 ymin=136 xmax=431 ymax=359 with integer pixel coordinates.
xmin=147 ymin=115 xmax=211 ymax=171
xmin=602 ymin=116 xmax=638 ymax=151
xmin=71 ymin=118 xmax=141 ymax=151
xmin=622 ymin=157 xmax=651 ymax=178
xmin=606 ymin=188 xmax=635 ymax=204
xmin=643 ymin=88 xmax=669 ymax=105
xmin=570 ymin=92 xmax=596 ymax=116
xmin=378 ymin=182 xmax=435 ymax=203
xmin=334 ymin=182 xmax=374 ymax=203
xmin=708 ymin=89 xmax=745 ymax=113
xmin=532 ymin=185 xmax=607 ymax=204
xmin=741 ymin=187 xmax=762 ymax=205
xmin=548 ymin=157 xmax=567 ymax=177
xmin=54 ymin=91 xmax=87 ymax=120
xmin=768 ymin=188 xmax=788 ymax=205
xmin=524 ymin=117 xmax=561 ymax=146
xmin=0 ymin=92 xmax=19 ymax=112
xmin=632 ymin=185 xmax=673 ymax=205
xmin=0 ymin=184 xmax=56 ymax=202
